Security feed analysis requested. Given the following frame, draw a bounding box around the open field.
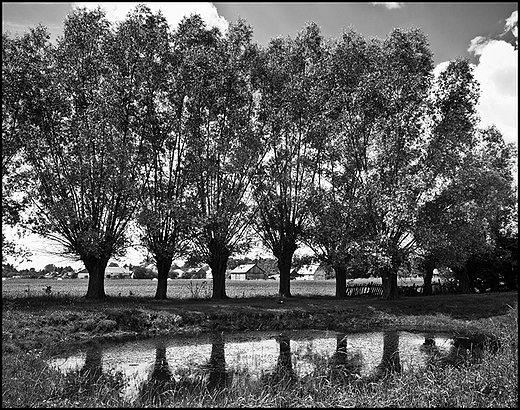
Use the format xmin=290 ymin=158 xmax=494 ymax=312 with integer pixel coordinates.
xmin=1 ymin=277 xmax=427 ymax=299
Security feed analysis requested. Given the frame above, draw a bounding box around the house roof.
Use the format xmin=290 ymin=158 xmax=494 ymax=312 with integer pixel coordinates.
xmin=229 ymin=263 xmax=265 ymax=274
xmin=297 ymin=264 xmax=320 ymax=276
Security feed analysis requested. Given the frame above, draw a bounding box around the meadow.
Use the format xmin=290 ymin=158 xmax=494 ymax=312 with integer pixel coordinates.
xmin=1 ymin=276 xmax=425 ymax=299
xmin=2 ymin=277 xmax=517 ymax=408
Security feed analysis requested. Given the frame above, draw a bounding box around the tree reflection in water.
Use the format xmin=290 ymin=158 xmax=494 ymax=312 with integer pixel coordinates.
xmin=138 ymin=340 xmax=175 ymax=405
xmin=77 ymin=345 xmax=103 ymax=396
xmin=61 ymin=344 xmax=124 ymax=400
xmin=137 ymin=332 xmax=233 ymax=403
xmin=51 ymin=329 xmax=498 ymax=403
xmin=421 ymin=335 xmax=492 ymax=369
xmin=372 ymin=330 xmax=402 ymax=380
xmin=328 ymin=334 xmax=363 ymax=384
xmin=261 ymin=333 xmax=297 ymax=389
xmin=206 ymin=331 xmax=233 ymax=391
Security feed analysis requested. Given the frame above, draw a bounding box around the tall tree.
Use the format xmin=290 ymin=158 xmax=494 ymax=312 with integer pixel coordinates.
xmin=2 ymin=27 xmax=50 ymax=263
xmin=358 ymin=28 xmax=434 ymax=299
xmin=414 ymin=58 xmax=488 ymax=295
xmin=181 ymin=15 xmax=265 ymax=299
xmin=20 ymin=7 xmax=151 ymax=299
xmin=450 ymin=126 xmax=517 ymax=293
xmin=114 ymin=5 xmax=191 ymax=300
xmin=253 ymin=22 xmax=328 ymax=297
xmin=303 ymin=28 xmax=378 ymax=297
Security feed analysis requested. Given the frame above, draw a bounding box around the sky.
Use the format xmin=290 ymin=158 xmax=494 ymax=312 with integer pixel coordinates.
xmin=2 ymin=2 xmax=518 ymax=270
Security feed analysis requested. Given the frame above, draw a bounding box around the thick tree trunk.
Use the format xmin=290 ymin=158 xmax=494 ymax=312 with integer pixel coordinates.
xmin=83 ymin=257 xmax=109 ymax=299
xmin=154 ymin=256 xmax=173 ymax=300
xmin=423 ymin=258 xmax=435 ymax=296
xmin=381 ymin=266 xmax=399 ymax=299
xmin=208 ymin=241 xmax=231 ymax=299
xmin=457 ymin=266 xmax=471 ymax=294
xmin=277 ymin=256 xmax=292 ymax=298
xmin=490 ymin=275 xmax=500 ymax=292
xmin=274 ymin=241 xmax=297 ymax=298
xmin=334 ymin=265 xmax=347 ymax=298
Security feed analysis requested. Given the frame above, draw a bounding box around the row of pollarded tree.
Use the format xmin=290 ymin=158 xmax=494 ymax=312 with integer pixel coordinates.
xmin=2 ymin=5 xmax=517 ymax=300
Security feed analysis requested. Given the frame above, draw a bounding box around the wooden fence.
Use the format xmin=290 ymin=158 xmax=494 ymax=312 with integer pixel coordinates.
xmin=345 ymin=282 xmax=384 ymax=297
xmin=345 ymin=281 xmax=459 ymax=297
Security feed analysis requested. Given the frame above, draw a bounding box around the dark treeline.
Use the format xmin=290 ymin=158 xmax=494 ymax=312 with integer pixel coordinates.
xmin=2 ymin=5 xmax=517 ymax=300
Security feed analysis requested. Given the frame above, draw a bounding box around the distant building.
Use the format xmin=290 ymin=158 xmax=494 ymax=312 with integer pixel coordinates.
xmin=185 ymin=264 xmax=211 ymax=279
xmin=296 ymin=263 xmax=331 ymax=280
xmin=229 ymin=263 xmax=267 ymax=280
xmin=76 ymin=266 xmax=132 ymax=279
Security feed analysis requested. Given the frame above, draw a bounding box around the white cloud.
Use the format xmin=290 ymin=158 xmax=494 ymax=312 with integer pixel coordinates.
xmin=465 ymin=10 xmax=518 ymax=148
xmin=369 ymin=2 xmax=404 ymax=10
xmin=434 ymin=41 xmax=517 ymax=148
xmin=72 ymin=2 xmax=229 ymax=33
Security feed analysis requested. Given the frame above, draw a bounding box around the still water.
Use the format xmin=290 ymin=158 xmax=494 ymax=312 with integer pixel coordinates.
xmin=48 ymin=329 xmax=486 ymax=402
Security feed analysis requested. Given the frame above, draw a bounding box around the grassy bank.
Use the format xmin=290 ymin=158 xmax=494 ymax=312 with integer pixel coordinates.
xmin=2 ymin=291 xmax=518 ymax=407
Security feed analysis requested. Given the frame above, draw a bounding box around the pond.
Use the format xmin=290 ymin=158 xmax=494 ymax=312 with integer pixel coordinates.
xmin=47 ymin=329 xmax=493 ymax=403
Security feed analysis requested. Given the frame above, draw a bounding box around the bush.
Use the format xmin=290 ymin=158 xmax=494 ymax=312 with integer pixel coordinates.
xmin=132 ymin=266 xmax=157 ymax=279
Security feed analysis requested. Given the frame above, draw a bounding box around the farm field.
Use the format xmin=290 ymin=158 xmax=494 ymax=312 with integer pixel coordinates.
xmin=1 ymin=277 xmax=428 ymax=299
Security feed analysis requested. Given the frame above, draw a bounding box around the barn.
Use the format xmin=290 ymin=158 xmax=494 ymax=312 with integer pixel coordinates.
xmin=229 ymin=263 xmax=267 ymax=280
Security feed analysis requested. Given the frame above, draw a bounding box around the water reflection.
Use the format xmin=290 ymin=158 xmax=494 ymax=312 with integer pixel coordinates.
xmin=421 ymin=334 xmax=493 ymax=369
xmin=328 ymin=335 xmax=363 ymax=384
xmin=206 ymin=332 xmax=232 ymax=391
xmin=48 ymin=329 xmax=491 ymax=402
xmin=138 ymin=341 xmax=174 ymax=405
xmin=66 ymin=345 xmax=104 ymax=398
xmin=261 ymin=334 xmax=297 ymax=389
xmin=375 ymin=330 xmax=402 ymax=378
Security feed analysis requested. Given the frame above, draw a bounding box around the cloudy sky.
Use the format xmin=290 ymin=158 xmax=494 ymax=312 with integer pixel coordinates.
xmin=2 ymin=2 xmax=518 ymax=270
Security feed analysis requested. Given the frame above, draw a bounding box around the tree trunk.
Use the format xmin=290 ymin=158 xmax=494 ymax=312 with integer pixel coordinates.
xmin=490 ymin=274 xmax=500 ymax=292
xmin=277 ymin=256 xmax=292 ymax=298
xmin=381 ymin=266 xmax=398 ymax=299
xmin=334 ymin=265 xmax=347 ymax=298
xmin=83 ymin=257 xmax=109 ymax=299
xmin=154 ymin=256 xmax=173 ymax=300
xmin=423 ymin=258 xmax=435 ymax=296
xmin=274 ymin=241 xmax=297 ymax=298
xmin=457 ymin=266 xmax=471 ymax=294
xmin=208 ymin=241 xmax=231 ymax=299
xmin=423 ymin=269 xmax=433 ymax=296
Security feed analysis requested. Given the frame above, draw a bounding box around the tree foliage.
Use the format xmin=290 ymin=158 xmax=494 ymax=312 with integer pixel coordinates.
xmin=180 ymin=16 xmax=265 ymax=299
xmin=3 ymin=10 xmax=516 ymax=300
xmin=16 ymin=7 xmax=152 ymax=298
xmin=253 ymin=22 xmax=329 ymax=297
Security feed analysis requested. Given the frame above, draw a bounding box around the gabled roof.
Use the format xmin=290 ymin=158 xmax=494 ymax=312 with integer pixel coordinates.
xmin=229 ymin=263 xmax=265 ymax=274
xmin=297 ymin=264 xmax=321 ymax=276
